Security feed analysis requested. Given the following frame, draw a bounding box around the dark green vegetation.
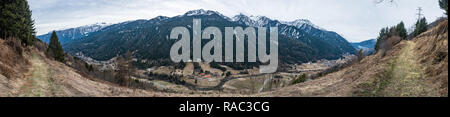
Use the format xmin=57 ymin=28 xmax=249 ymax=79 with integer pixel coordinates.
xmin=413 ymin=18 xmax=428 ymax=37
xmin=375 ymin=21 xmax=408 ymax=52
xmin=63 ymin=10 xmax=356 ymax=70
xmin=395 ymin=22 xmax=408 ymax=39
xmin=47 ymin=31 xmax=65 ymax=62
xmin=292 ymin=73 xmax=307 ymax=84
xmin=0 ymin=0 xmax=36 ymax=45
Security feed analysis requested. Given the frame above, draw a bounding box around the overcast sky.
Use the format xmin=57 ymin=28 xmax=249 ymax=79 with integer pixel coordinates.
xmin=29 ymin=0 xmax=445 ymax=42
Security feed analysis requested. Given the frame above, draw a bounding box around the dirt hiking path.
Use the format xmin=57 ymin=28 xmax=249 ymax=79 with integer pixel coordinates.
xmin=383 ymin=41 xmax=440 ymax=96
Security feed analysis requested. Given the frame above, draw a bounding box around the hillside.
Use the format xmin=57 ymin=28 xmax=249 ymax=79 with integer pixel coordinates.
xmin=258 ymin=20 xmax=448 ymax=97
xmin=1 ymin=38 xmax=217 ymax=97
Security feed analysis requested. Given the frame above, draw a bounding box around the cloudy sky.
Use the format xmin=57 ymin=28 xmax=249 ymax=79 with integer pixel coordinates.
xmin=29 ymin=0 xmax=445 ymax=42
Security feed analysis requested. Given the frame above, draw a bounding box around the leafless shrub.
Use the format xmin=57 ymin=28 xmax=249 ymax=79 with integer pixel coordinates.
xmin=379 ymin=36 xmax=402 ymax=56
xmin=5 ymin=38 xmax=23 ymax=55
xmin=33 ymin=39 xmax=47 ymax=52
xmin=1 ymin=38 xmax=29 ymax=67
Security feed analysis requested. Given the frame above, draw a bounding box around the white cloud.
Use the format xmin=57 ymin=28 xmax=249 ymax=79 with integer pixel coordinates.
xmin=29 ymin=0 xmax=445 ymax=42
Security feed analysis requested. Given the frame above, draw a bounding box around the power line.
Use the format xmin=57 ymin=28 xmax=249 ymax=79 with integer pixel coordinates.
xmin=416 ymin=7 xmax=423 ymax=20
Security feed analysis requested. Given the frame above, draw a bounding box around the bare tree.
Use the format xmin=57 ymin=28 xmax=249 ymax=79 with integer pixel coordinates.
xmin=357 ymin=49 xmax=365 ymax=62
xmin=115 ymin=51 xmax=134 ymax=86
xmin=250 ymin=77 xmax=256 ymax=94
xmin=125 ymin=51 xmax=135 ymax=80
xmin=115 ymin=56 xmax=127 ymax=86
xmin=380 ymin=36 xmax=402 ymax=56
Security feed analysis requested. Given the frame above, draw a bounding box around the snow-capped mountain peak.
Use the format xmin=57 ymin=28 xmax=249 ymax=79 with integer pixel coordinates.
xmin=184 ymin=9 xmax=220 ymax=16
xmin=251 ymin=16 xmax=272 ymax=26
xmin=282 ymin=19 xmax=325 ymax=31
xmin=232 ymin=14 xmax=249 ymax=21
xmin=77 ymin=22 xmax=110 ymax=35
xmin=233 ymin=14 xmax=324 ymax=30
xmin=153 ymin=16 xmax=169 ymax=21
xmin=185 ymin=9 xmax=208 ymax=16
xmin=184 ymin=9 xmax=231 ymax=21
xmin=232 ymin=14 xmax=256 ymax=26
xmin=232 ymin=14 xmax=274 ymax=27
xmin=37 ymin=22 xmax=111 ymax=44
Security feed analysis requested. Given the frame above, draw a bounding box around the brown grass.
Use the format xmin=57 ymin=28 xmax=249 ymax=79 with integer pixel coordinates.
xmin=379 ymin=36 xmax=402 ymax=56
xmin=0 ymin=38 xmax=30 ymax=79
xmin=256 ymin=19 xmax=448 ymax=97
xmin=0 ymin=63 xmax=15 ymax=78
xmin=414 ymin=20 xmax=448 ymax=96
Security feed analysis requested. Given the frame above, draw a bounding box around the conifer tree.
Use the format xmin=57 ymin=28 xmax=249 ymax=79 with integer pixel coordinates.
xmin=0 ymin=0 xmax=36 ymax=45
xmin=413 ymin=17 xmax=428 ymax=37
xmin=395 ymin=21 xmax=408 ymax=39
xmin=47 ymin=31 xmax=65 ymax=62
xmin=375 ymin=27 xmax=389 ymax=51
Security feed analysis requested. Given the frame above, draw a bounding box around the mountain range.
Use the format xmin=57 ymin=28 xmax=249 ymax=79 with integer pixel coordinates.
xmin=38 ymin=9 xmax=357 ymax=69
xmin=37 ymin=22 xmax=110 ymax=45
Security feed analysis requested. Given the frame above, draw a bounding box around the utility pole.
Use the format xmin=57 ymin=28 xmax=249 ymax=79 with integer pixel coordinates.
xmin=416 ymin=7 xmax=423 ymax=20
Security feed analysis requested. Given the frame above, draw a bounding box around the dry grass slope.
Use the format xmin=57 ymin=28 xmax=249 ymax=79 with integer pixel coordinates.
xmin=257 ymin=20 xmax=448 ymax=97
xmin=1 ymin=39 xmax=245 ymax=97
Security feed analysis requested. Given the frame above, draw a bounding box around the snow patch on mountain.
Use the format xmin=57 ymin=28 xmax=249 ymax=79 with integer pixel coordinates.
xmin=232 ymin=14 xmax=325 ymax=32
xmin=78 ymin=22 xmax=110 ymax=36
xmin=183 ymin=9 xmax=231 ymax=21
xmin=37 ymin=22 xmax=111 ymax=44
xmin=281 ymin=19 xmax=326 ymax=31
xmin=232 ymin=14 xmax=274 ymax=27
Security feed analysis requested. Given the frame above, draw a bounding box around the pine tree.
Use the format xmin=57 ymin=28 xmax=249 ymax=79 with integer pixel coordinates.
xmin=395 ymin=21 xmax=408 ymax=39
xmin=47 ymin=31 xmax=65 ymax=62
xmin=375 ymin=27 xmax=389 ymax=51
xmin=440 ymin=0 xmax=448 ymax=16
xmin=0 ymin=0 xmax=36 ymax=45
xmin=413 ymin=17 xmax=428 ymax=37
